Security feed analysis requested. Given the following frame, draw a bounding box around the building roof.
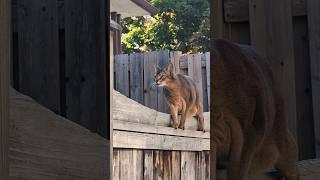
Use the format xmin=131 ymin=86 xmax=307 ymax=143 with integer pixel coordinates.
xmin=110 ymin=0 xmax=157 ymax=18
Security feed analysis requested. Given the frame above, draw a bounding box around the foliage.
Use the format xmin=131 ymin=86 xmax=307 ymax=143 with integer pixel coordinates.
xmin=121 ymin=0 xmax=210 ymax=54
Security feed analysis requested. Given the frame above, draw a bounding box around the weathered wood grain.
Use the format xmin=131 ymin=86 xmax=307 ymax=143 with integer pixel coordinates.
xmin=307 ymin=0 xmax=320 ymax=158
xmin=170 ymin=51 xmax=182 ymax=74
xmin=0 ymin=0 xmax=10 ymax=178
xmin=144 ymin=52 xmax=158 ymax=110
xmin=157 ymin=50 xmax=170 ymax=113
xmin=17 ymin=0 xmax=60 ymax=114
xmin=163 ymin=151 xmax=172 ymax=180
xmin=112 ymin=90 xmax=210 ymax=131
xmin=293 ymin=17 xmax=316 ymax=159
xmin=249 ymin=0 xmax=297 ymax=138
xmin=154 ymin=150 xmax=164 ymax=180
xmin=113 ymin=120 xmax=210 ymax=139
xmin=115 ymin=54 xmax=129 ymax=96
xmin=113 ymin=149 xmax=120 ymax=180
xmin=65 ymin=0 xmax=107 ymax=136
xmin=171 ymin=151 xmax=181 ymax=180
xmin=129 ymin=53 xmax=144 ymax=104
xmin=181 ymin=152 xmax=196 ymax=180
xmin=113 ymin=130 xmax=210 ymax=151
xmin=9 ymin=88 xmax=109 ymax=179
xmin=144 ymin=150 xmax=154 ymax=180
xmin=205 ymin=52 xmax=210 ymax=108
xmin=195 ymin=152 xmax=206 ymax=179
xmin=224 ymin=0 xmax=307 ymax=22
xmin=187 ymin=53 xmax=203 ymax=104
xmin=119 ymin=149 xmax=143 ymax=180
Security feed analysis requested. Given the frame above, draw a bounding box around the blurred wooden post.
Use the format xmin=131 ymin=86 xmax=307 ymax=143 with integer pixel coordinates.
xmin=0 ymin=0 xmax=11 ymax=178
xmin=249 ymin=0 xmax=297 ymax=139
xmin=307 ymin=0 xmax=320 ymax=157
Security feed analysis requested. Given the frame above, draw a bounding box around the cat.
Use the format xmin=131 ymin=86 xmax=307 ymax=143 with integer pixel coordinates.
xmin=153 ymin=63 xmax=205 ymax=132
xmin=212 ymin=39 xmax=299 ymax=180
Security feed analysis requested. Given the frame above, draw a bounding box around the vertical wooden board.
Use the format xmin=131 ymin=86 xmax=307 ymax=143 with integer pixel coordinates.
xmin=163 ymin=151 xmax=180 ymax=180
xmin=188 ymin=53 xmax=203 ymax=104
xmin=307 ymin=0 xmax=320 ymax=157
xmin=144 ymin=52 xmax=158 ymax=110
xmin=195 ymin=152 xmax=206 ymax=180
xmin=201 ymin=54 xmax=208 ymax=112
xmin=113 ymin=149 xmax=120 ymax=180
xmin=129 ymin=53 xmax=144 ymax=104
xmin=0 ymin=0 xmax=10 ymax=178
xmin=181 ymin=152 xmax=196 ymax=180
xmin=114 ymin=54 xmax=129 ymax=97
xmin=205 ymin=151 xmax=211 ymax=180
xmin=205 ymin=52 xmax=210 ymax=108
xmin=249 ymin=0 xmax=268 ymax=57
xmin=157 ymin=50 xmax=170 ymax=113
xmin=223 ymin=23 xmax=251 ymax=45
xmin=118 ymin=149 xmax=143 ymax=180
xmin=171 ymin=151 xmax=180 ymax=180
xmin=163 ymin=151 xmax=172 ymax=180
xmin=212 ymin=0 xmax=224 ymax=38
xmin=17 ymin=0 xmax=60 ymax=114
xmin=132 ymin=149 xmax=144 ymax=180
xmin=170 ymin=51 xmax=182 ymax=74
xmin=144 ymin=150 xmax=154 ymax=180
xmin=65 ymin=0 xmax=107 ymax=134
xmin=250 ymin=0 xmax=297 ymax=138
xmin=293 ymin=17 xmax=316 ymax=159
xmin=153 ymin=150 xmax=164 ymax=180
xmin=119 ymin=149 xmax=133 ymax=180
xmin=180 ymin=56 xmax=188 ymax=75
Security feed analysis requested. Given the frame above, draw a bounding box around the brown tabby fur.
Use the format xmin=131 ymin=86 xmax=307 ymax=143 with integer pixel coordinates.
xmin=154 ymin=63 xmax=205 ymax=131
xmin=212 ymin=39 xmax=299 ymax=180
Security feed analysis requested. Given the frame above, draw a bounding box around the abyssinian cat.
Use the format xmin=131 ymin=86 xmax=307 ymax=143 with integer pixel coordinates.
xmin=212 ymin=39 xmax=299 ymax=180
xmin=153 ymin=63 xmax=205 ymax=132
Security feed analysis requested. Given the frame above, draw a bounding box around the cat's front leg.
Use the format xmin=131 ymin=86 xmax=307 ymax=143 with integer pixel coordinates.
xmin=169 ymin=105 xmax=179 ymax=129
xmin=179 ymin=110 xmax=187 ymax=130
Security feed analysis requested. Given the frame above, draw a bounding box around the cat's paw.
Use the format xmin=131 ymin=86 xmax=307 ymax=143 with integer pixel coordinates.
xmin=178 ymin=124 xmax=185 ymax=130
xmin=172 ymin=123 xmax=179 ymax=129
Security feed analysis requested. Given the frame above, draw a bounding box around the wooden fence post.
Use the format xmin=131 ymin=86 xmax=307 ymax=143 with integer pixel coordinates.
xmin=0 ymin=0 xmax=11 ymax=178
xmin=307 ymin=0 xmax=320 ymax=157
xmin=249 ymin=0 xmax=297 ymax=140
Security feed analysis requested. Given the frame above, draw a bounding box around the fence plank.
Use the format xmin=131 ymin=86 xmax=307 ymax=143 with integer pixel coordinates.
xmin=0 ymin=0 xmax=10 ymax=178
xmin=157 ymin=50 xmax=170 ymax=113
xmin=307 ymin=0 xmax=320 ymax=157
xmin=115 ymin=54 xmax=129 ymax=97
xmin=113 ymin=149 xmax=120 ymax=180
xmin=181 ymin=152 xmax=196 ymax=180
xmin=205 ymin=151 xmax=211 ymax=180
xmin=163 ymin=151 xmax=172 ymax=180
xmin=144 ymin=52 xmax=158 ymax=110
xmin=113 ymin=130 xmax=210 ymax=151
xmin=65 ymin=0 xmax=107 ymax=136
xmin=205 ymin=52 xmax=210 ymax=108
xmin=17 ymin=0 xmax=60 ymax=114
xmin=154 ymin=150 xmax=164 ymax=180
xmin=293 ymin=17 xmax=316 ymax=159
xmin=133 ymin=150 xmax=144 ymax=180
xmin=195 ymin=152 xmax=206 ymax=179
xmin=144 ymin=150 xmax=154 ymax=180
xmin=129 ymin=53 xmax=144 ymax=104
xmin=119 ymin=149 xmax=132 ymax=180
xmin=170 ymin=51 xmax=182 ymax=74
xmin=187 ymin=53 xmax=203 ymax=104
xmin=171 ymin=151 xmax=181 ymax=180
xmin=201 ymin=54 xmax=208 ymax=111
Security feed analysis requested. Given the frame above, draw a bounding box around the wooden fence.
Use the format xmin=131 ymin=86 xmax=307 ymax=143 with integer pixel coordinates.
xmin=11 ymin=0 xmax=109 ymax=138
xmin=213 ymin=0 xmax=320 ymax=160
xmin=114 ymin=51 xmax=210 ymax=113
xmin=112 ymin=90 xmax=211 ymax=180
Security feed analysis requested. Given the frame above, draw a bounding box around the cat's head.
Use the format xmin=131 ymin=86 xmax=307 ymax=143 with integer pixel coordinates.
xmin=154 ymin=63 xmax=175 ymax=87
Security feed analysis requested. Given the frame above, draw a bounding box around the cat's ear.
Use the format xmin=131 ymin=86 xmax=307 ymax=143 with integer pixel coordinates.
xmin=166 ymin=63 xmax=174 ymax=73
xmin=154 ymin=64 xmax=161 ymax=73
